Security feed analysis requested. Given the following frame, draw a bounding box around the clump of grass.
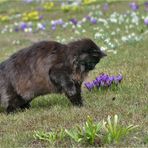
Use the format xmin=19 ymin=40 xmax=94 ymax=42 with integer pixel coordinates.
xmin=143 ymin=135 xmax=148 ymax=144
xmin=33 ymin=115 xmax=138 ymax=146
xmin=65 ymin=116 xmax=102 ymax=145
xmin=102 ymin=115 xmax=138 ymax=144
xmin=34 ymin=129 xmax=65 ymax=144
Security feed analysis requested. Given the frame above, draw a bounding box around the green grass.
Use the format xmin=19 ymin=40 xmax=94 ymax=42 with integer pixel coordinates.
xmin=0 ymin=0 xmax=148 ymax=147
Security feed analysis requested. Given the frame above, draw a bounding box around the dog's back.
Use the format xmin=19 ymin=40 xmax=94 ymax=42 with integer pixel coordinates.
xmin=0 ymin=41 xmax=66 ymax=111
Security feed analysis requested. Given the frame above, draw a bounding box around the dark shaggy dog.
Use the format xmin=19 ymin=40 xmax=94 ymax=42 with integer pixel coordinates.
xmin=0 ymin=38 xmax=106 ymax=113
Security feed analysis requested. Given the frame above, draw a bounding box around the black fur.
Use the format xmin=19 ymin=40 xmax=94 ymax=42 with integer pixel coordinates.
xmin=0 ymin=38 xmax=106 ymax=113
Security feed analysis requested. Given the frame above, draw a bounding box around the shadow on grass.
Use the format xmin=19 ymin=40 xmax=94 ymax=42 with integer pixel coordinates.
xmin=31 ymin=94 xmax=70 ymax=109
xmin=0 ymin=94 xmax=70 ymax=114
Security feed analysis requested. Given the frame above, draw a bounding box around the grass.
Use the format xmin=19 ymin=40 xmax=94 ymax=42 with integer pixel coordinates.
xmin=0 ymin=0 xmax=148 ymax=147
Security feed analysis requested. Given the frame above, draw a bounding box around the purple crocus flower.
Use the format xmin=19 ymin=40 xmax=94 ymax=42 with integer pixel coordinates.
xmin=96 ymin=76 xmax=102 ymax=83
xmin=39 ymin=15 xmax=44 ymax=20
xmin=56 ymin=19 xmax=64 ymax=25
xmin=93 ymin=79 xmax=100 ymax=86
xmin=20 ymin=22 xmax=27 ymax=31
xmin=109 ymin=76 xmax=114 ymax=83
xmin=144 ymin=17 xmax=148 ymax=25
xmin=23 ymin=0 xmax=33 ymax=3
xmin=84 ymin=82 xmax=94 ymax=91
xmin=85 ymin=15 xmax=91 ymax=21
xmin=70 ymin=18 xmax=78 ymax=25
xmin=84 ymin=73 xmax=123 ymax=91
xmin=117 ymin=74 xmax=123 ymax=82
xmin=106 ymin=79 xmax=112 ymax=86
xmin=14 ymin=27 xmax=19 ymax=32
xmin=145 ymin=1 xmax=148 ymax=6
xmin=100 ymin=74 xmax=109 ymax=81
xmin=144 ymin=1 xmax=148 ymax=11
xmin=103 ymin=3 xmax=109 ymax=11
xmin=37 ymin=23 xmax=46 ymax=30
xmin=105 ymin=76 xmax=114 ymax=87
xmin=129 ymin=2 xmax=139 ymax=11
xmin=103 ymin=76 xmax=111 ymax=87
xmin=114 ymin=74 xmax=123 ymax=84
xmin=90 ymin=18 xmax=97 ymax=24
xmin=100 ymin=80 xmax=105 ymax=86
xmin=51 ymin=24 xmax=56 ymax=30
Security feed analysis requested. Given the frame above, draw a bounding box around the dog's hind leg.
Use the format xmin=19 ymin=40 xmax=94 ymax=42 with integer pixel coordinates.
xmin=7 ymin=95 xmax=31 ymax=113
xmin=0 ymin=86 xmax=29 ymax=113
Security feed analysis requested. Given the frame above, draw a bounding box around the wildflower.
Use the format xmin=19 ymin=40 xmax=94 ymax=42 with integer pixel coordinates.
xmin=84 ymin=82 xmax=94 ymax=91
xmin=93 ymin=79 xmax=100 ymax=87
xmin=85 ymin=15 xmax=91 ymax=21
xmin=90 ymin=17 xmax=97 ymax=24
xmin=62 ymin=22 xmax=68 ymax=28
xmin=14 ymin=27 xmax=19 ymax=32
xmin=0 ymin=15 xmax=9 ymax=22
xmin=129 ymin=2 xmax=139 ymax=11
xmin=23 ymin=0 xmax=33 ymax=3
xmin=24 ymin=27 xmax=32 ymax=33
xmin=56 ymin=19 xmax=64 ymax=25
xmin=103 ymin=3 xmax=109 ymax=11
xmin=100 ymin=47 xmax=107 ymax=51
xmin=37 ymin=23 xmax=46 ymax=30
xmin=83 ymin=0 xmax=96 ymax=5
xmin=70 ymin=18 xmax=78 ymax=25
xmin=43 ymin=2 xmax=54 ymax=11
xmin=82 ymin=29 xmax=86 ymax=33
xmin=144 ymin=2 xmax=148 ymax=11
xmin=84 ymin=74 xmax=123 ymax=91
xmin=39 ymin=15 xmax=44 ymax=20
xmin=114 ymin=74 xmax=123 ymax=84
xmin=20 ymin=22 xmax=27 ymax=31
xmin=144 ymin=17 xmax=148 ymax=25
xmin=22 ymin=11 xmax=40 ymax=21
xmin=96 ymin=76 xmax=102 ymax=83
xmin=61 ymin=4 xmax=71 ymax=12
xmin=51 ymin=24 xmax=56 ymax=30
xmin=94 ymin=33 xmax=102 ymax=39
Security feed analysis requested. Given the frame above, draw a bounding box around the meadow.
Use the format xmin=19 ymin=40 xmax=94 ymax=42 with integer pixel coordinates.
xmin=0 ymin=0 xmax=148 ymax=147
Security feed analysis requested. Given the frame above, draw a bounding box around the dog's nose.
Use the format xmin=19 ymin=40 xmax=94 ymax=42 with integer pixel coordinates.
xmin=101 ymin=51 xmax=107 ymax=57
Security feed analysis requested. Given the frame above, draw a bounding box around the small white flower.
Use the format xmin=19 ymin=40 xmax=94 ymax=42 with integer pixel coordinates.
xmin=56 ymin=36 xmax=60 ymax=39
xmin=116 ymin=28 xmax=120 ymax=32
xmin=74 ymin=30 xmax=80 ymax=35
xmin=131 ymin=33 xmax=135 ymax=36
xmin=62 ymin=22 xmax=68 ymax=28
xmin=101 ymin=46 xmax=107 ymax=51
xmin=61 ymin=38 xmax=66 ymax=43
xmin=104 ymin=38 xmax=110 ymax=43
xmin=111 ymin=32 xmax=116 ymax=35
xmin=121 ymin=36 xmax=128 ymax=42
xmin=77 ymin=24 xmax=82 ymax=28
xmin=14 ymin=22 xmax=18 ymax=26
xmin=113 ymin=50 xmax=117 ymax=54
xmin=94 ymin=33 xmax=102 ymax=39
xmin=24 ymin=28 xmax=32 ymax=32
xmin=9 ymin=28 xmax=13 ymax=32
xmin=72 ymin=25 xmax=76 ymax=29
xmin=82 ymin=29 xmax=86 ymax=33
xmin=82 ymin=18 xmax=86 ymax=22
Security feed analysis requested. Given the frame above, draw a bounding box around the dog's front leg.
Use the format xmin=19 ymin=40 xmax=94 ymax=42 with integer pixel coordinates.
xmin=49 ymin=69 xmax=83 ymax=106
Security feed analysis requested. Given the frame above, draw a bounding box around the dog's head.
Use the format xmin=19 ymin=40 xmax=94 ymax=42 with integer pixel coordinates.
xmin=68 ymin=38 xmax=107 ymax=71
xmin=67 ymin=38 xmax=107 ymax=81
